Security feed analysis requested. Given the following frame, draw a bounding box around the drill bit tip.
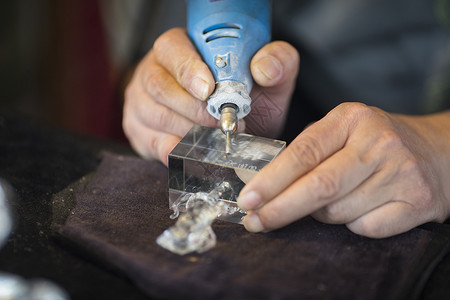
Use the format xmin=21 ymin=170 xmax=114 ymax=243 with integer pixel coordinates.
xmin=226 ymin=131 xmax=231 ymax=154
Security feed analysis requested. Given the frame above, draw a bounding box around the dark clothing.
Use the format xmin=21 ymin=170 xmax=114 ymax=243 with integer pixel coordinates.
xmin=133 ymin=0 xmax=450 ymax=116
xmin=126 ymin=0 xmax=449 ymax=140
xmin=273 ymin=0 xmax=450 ymax=115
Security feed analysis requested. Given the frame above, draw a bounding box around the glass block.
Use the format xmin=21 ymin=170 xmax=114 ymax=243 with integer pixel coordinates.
xmin=168 ymin=125 xmax=286 ymax=223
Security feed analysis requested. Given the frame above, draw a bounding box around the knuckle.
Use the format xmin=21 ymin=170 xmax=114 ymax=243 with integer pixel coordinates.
xmin=148 ymin=135 xmax=161 ymax=160
xmin=409 ymin=177 xmax=434 ymax=210
xmin=348 ymin=219 xmax=386 ymax=238
xmin=341 ymin=102 xmax=374 ymax=119
xmin=337 ymin=102 xmax=382 ymax=128
xmin=288 ymin=136 xmax=323 ymax=170
xmin=375 ymin=129 xmax=403 ymax=152
xmin=310 ymin=172 xmax=340 ymax=200
xmin=418 ymin=185 xmax=434 ymax=209
xmin=152 ymin=106 xmax=173 ymax=131
xmin=153 ymin=29 xmax=178 ymax=56
xmin=320 ymin=203 xmax=347 ymax=224
xmin=399 ymin=156 xmax=420 ymax=174
xmin=144 ymin=67 xmax=168 ymax=101
xmin=174 ymin=59 xmax=194 ymax=85
xmin=420 ymin=180 xmax=433 ymax=204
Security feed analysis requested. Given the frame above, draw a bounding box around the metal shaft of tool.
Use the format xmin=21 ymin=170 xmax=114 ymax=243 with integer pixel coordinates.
xmin=220 ymin=104 xmax=238 ymax=154
xmin=226 ymin=132 xmax=231 ymax=154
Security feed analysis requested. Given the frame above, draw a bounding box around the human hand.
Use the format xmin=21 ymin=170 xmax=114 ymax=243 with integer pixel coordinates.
xmin=123 ymin=28 xmax=299 ymax=165
xmin=237 ymin=103 xmax=450 ymax=238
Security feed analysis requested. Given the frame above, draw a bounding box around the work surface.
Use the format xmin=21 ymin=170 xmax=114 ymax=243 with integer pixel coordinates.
xmin=1 ymin=112 xmax=450 ymax=300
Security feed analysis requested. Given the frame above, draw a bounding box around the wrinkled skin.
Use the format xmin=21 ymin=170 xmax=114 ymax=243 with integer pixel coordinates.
xmin=123 ymin=28 xmax=450 ymax=238
xmin=238 ymin=104 xmax=450 ymax=238
xmin=123 ymin=28 xmax=298 ymax=165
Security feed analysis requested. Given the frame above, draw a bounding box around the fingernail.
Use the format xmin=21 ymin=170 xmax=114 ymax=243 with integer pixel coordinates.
xmin=237 ymin=190 xmax=261 ymax=211
xmin=190 ymin=76 xmax=209 ymax=100
xmin=254 ymin=55 xmax=282 ymax=80
xmin=243 ymin=212 xmax=264 ymax=233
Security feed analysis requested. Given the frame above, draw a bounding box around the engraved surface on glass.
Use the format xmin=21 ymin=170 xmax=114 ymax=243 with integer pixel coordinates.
xmin=168 ymin=125 xmax=285 ymax=223
xmin=157 ymin=182 xmax=235 ymax=255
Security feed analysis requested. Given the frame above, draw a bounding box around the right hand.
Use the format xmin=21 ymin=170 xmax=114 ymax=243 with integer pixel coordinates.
xmin=123 ymin=28 xmax=299 ymax=165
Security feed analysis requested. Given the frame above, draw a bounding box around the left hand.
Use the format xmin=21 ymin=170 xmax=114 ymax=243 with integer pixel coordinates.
xmin=237 ymin=102 xmax=450 ymax=238
xmin=122 ymin=28 xmax=299 ymax=165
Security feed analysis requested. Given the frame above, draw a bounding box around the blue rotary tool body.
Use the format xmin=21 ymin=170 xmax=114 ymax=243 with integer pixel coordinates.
xmin=187 ymin=0 xmax=271 ymax=153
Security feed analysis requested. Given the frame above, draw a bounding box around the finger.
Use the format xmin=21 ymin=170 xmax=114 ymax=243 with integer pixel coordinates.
xmin=152 ymin=28 xmax=215 ymax=100
xmin=237 ymin=105 xmax=350 ymax=211
xmin=346 ymin=201 xmax=425 ymax=238
xmin=251 ymin=41 xmax=299 ymax=88
xmin=247 ymin=42 xmax=299 ymax=137
xmin=124 ymin=114 xmax=180 ymax=166
xmin=311 ymin=152 xmax=426 ymax=225
xmin=238 ymin=103 xmax=378 ymax=211
xmin=242 ymin=141 xmax=378 ymax=232
xmin=237 ymin=119 xmax=246 ymax=133
xmin=312 ymin=169 xmax=393 ymax=224
xmin=313 ymin=114 xmax=436 ymax=225
xmin=142 ymin=59 xmax=217 ymax=127
xmin=124 ymin=77 xmax=195 ymax=138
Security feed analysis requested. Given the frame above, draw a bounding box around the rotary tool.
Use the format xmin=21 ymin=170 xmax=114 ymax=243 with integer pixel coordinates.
xmin=187 ymin=0 xmax=271 ymax=154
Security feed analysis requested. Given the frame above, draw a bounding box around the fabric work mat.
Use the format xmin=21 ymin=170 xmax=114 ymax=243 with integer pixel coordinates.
xmin=52 ymin=152 xmax=450 ymax=300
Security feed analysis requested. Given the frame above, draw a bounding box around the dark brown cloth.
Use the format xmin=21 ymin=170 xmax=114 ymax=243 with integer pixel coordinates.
xmin=53 ymin=152 xmax=450 ymax=300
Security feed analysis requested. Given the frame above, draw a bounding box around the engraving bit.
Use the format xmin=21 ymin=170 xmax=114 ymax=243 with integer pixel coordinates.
xmin=187 ymin=0 xmax=271 ymax=153
xmin=220 ymin=104 xmax=238 ymax=154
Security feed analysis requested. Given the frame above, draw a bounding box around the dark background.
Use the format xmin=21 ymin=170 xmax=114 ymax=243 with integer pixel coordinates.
xmin=1 ymin=1 xmax=449 ymax=299
xmin=1 ymin=1 xmax=125 ymax=141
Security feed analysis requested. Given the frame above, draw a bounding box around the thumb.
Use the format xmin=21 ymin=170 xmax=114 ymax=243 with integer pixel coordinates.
xmin=251 ymin=41 xmax=299 ymax=88
xmin=246 ymin=41 xmax=299 ymax=138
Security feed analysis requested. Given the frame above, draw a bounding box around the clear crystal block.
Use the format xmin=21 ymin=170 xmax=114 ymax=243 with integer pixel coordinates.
xmin=157 ymin=182 xmax=233 ymax=255
xmin=168 ymin=125 xmax=286 ymax=223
